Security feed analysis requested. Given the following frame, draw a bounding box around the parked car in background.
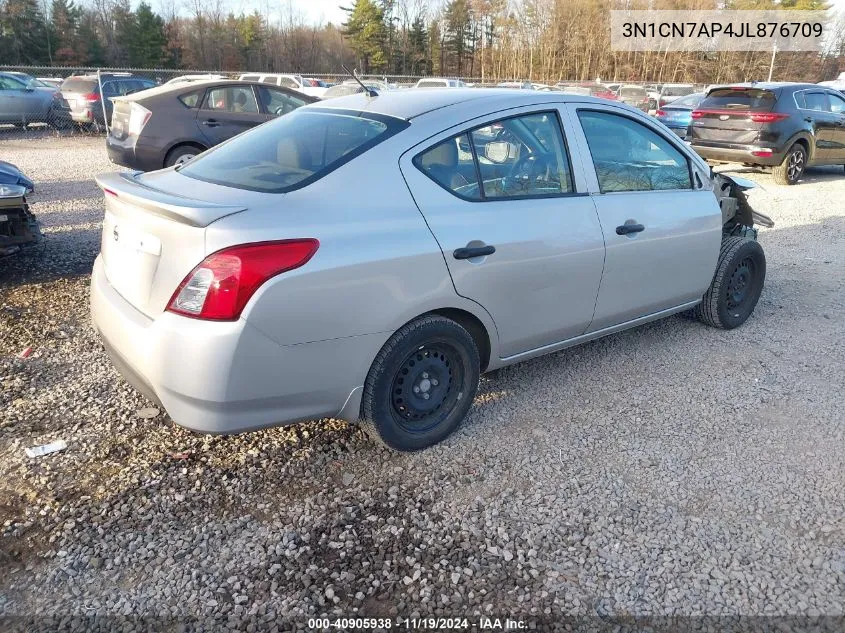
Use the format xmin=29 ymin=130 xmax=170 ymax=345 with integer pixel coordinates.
xmin=602 ymin=83 xmax=621 ymax=94
xmin=0 ymin=160 xmax=40 ymax=256
xmin=237 ymin=73 xmax=328 ymax=98
xmin=165 ymin=74 xmax=227 ymax=85
xmin=322 ymin=80 xmax=389 ymax=99
xmin=60 ymin=73 xmax=156 ymax=129
xmin=91 ymin=88 xmax=771 ymax=452
xmin=414 ymin=78 xmax=466 ymax=88
xmin=0 ymin=72 xmax=71 ymax=128
xmin=658 ymin=84 xmax=696 ymax=107
xmin=106 ymin=80 xmax=316 ymax=171
xmin=690 ymin=83 xmax=845 ymax=185
xmin=496 ymin=81 xmax=534 ymax=89
xmin=645 ymin=83 xmax=663 ymax=111
xmin=531 ymin=83 xmax=556 ymax=91
xmin=615 ymin=85 xmax=650 ymax=111
xmin=37 ymin=77 xmax=64 ymax=89
xmin=654 ymin=92 xmax=704 ymax=139
xmin=555 ymin=82 xmax=616 ymax=100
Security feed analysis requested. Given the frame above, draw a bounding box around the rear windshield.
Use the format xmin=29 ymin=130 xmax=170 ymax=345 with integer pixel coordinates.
xmin=180 ymin=108 xmax=409 ymax=193
xmin=417 ymin=80 xmax=446 ymax=87
xmin=323 ymin=85 xmax=364 ymax=98
xmin=663 ymin=85 xmax=695 ymax=97
xmin=700 ymin=88 xmax=776 ymax=111
xmin=61 ymin=78 xmax=97 ymax=92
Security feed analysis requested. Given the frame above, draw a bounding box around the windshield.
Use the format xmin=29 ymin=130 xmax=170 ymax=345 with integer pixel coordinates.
xmin=180 ymin=108 xmax=408 ymax=193
xmin=700 ymin=88 xmax=776 ymax=111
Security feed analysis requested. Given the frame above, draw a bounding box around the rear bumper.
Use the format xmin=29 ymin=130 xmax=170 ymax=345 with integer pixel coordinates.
xmin=90 ymin=256 xmax=377 ymax=433
xmin=106 ymin=137 xmax=161 ymax=172
xmin=691 ymin=143 xmax=785 ymax=166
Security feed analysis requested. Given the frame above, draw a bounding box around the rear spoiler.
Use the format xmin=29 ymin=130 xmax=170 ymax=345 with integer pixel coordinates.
xmin=95 ymin=172 xmax=246 ymax=228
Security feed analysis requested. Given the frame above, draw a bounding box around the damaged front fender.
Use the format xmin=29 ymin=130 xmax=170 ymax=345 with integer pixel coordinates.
xmin=712 ymin=172 xmax=775 ymax=238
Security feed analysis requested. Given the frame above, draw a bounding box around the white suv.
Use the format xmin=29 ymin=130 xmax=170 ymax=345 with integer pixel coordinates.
xmin=238 ymin=73 xmax=327 ymax=98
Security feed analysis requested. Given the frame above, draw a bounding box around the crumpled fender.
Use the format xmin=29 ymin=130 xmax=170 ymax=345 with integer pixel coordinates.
xmin=713 ymin=172 xmax=775 ymax=229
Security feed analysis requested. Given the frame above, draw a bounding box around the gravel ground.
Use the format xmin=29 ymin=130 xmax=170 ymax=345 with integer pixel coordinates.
xmin=1 ymin=130 xmax=844 ymax=630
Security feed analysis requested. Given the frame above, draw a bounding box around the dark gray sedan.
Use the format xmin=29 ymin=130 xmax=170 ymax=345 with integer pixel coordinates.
xmin=106 ymin=80 xmax=316 ymax=171
xmin=0 ymin=72 xmax=71 ymax=128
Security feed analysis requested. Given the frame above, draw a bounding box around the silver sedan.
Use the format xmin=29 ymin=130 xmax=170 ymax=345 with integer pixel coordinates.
xmin=90 ymin=89 xmax=772 ymax=451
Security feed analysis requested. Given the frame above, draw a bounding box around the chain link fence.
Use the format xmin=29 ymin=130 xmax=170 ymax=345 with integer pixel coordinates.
xmin=0 ymin=65 xmax=708 ymax=135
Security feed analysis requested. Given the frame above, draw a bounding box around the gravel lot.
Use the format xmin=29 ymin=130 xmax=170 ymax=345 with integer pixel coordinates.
xmin=1 ymin=130 xmax=844 ymax=629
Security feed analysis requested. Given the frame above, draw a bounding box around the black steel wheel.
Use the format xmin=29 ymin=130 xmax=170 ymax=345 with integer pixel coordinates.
xmin=361 ymin=316 xmax=480 ymax=451
xmin=693 ymin=236 xmax=766 ymax=329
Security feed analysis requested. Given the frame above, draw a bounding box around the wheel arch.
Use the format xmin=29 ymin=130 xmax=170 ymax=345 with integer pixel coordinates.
xmin=424 ymin=307 xmax=492 ymax=372
xmin=163 ymin=140 xmax=208 ymax=167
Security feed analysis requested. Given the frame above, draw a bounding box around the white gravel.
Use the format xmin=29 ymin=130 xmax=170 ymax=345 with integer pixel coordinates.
xmin=1 ymin=130 xmax=844 ymax=628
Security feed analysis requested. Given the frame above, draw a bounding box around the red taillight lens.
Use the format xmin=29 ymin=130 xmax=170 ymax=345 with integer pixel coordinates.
xmin=749 ymin=112 xmax=789 ymax=123
xmin=751 ymin=148 xmax=774 ymax=157
xmin=166 ymin=240 xmax=319 ymax=321
xmin=690 ymin=110 xmax=704 ymax=119
xmin=655 ymin=110 xmax=666 ymax=117
xmin=84 ymin=92 xmax=100 ymax=102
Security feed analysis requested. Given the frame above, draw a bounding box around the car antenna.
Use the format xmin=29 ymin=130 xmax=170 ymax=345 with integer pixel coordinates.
xmin=342 ymin=64 xmax=378 ymax=97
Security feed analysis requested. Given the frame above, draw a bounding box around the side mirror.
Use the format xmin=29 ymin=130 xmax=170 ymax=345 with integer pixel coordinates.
xmin=484 ymin=141 xmax=518 ymax=164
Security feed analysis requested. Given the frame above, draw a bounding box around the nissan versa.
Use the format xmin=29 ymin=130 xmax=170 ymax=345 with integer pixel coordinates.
xmin=91 ymin=89 xmax=773 ymax=451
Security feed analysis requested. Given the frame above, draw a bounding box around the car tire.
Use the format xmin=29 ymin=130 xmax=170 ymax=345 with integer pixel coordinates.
xmin=772 ymin=143 xmax=806 ymax=185
xmin=164 ymin=145 xmax=204 ymax=168
xmin=360 ymin=315 xmax=480 ymax=452
xmin=693 ymin=236 xmax=766 ymax=330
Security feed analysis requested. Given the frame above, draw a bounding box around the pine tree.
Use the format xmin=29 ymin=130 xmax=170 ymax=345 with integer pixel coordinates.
xmin=0 ymin=0 xmax=51 ymax=63
xmin=342 ymin=0 xmax=387 ymax=73
xmin=130 ymin=3 xmax=167 ymax=67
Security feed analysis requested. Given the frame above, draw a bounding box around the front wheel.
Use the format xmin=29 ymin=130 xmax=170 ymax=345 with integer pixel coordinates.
xmin=360 ymin=316 xmax=480 ymax=451
xmin=693 ymin=236 xmax=766 ymax=329
xmin=772 ymin=143 xmax=806 ymax=185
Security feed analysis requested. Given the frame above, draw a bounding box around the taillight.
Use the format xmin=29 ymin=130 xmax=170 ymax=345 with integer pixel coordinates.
xmin=749 ymin=112 xmax=789 ymax=123
xmin=127 ymin=102 xmax=152 ymax=136
xmin=167 ymin=240 xmax=319 ymax=321
xmin=84 ymin=92 xmax=100 ymax=102
xmin=690 ymin=110 xmax=704 ymax=119
xmin=656 ymin=110 xmax=666 ymax=117
xmin=751 ymin=148 xmax=774 ymax=157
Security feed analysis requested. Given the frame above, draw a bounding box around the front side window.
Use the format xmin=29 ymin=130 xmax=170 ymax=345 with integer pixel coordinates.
xmin=203 ymin=86 xmax=258 ymax=113
xmin=180 ymin=108 xmax=406 ymax=193
xmin=258 ymin=86 xmax=307 ymax=115
xmin=0 ymin=76 xmax=26 ymax=90
xmin=577 ymin=110 xmax=691 ymax=192
xmin=804 ymin=92 xmax=829 ymax=112
xmin=414 ymin=112 xmax=574 ymax=201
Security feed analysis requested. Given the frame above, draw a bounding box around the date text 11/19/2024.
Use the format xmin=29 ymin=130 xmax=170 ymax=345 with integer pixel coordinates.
xmin=307 ymin=617 xmax=528 ymax=629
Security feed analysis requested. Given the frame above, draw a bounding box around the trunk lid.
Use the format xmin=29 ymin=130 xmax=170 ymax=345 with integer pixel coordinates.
xmin=691 ymin=87 xmax=779 ymax=144
xmin=95 ymin=171 xmax=247 ymax=317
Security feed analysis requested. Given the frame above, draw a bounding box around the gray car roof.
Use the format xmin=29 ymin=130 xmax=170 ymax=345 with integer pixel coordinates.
xmin=309 ymin=88 xmax=610 ymax=120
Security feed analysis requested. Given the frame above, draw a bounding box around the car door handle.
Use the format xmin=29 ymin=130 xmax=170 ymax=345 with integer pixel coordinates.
xmin=804 ymin=117 xmax=814 ymax=123
xmin=453 ymin=245 xmax=496 ymax=259
xmin=202 ymin=119 xmax=221 ymax=127
xmin=616 ymin=223 xmax=645 ymax=235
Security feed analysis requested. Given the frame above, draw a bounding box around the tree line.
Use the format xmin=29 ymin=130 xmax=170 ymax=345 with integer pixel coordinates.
xmin=0 ymin=0 xmax=842 ymax=83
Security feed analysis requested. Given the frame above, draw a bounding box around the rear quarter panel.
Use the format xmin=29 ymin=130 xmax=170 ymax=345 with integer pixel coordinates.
xmin=139 ymin=95 xmax=205 ymax=154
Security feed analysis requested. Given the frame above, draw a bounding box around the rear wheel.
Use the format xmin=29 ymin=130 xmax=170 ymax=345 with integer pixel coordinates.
xmin=360 ymin=316 xmax=480 ymax=452
xmin=164 ymin=144 xmax=204 ymax=168
xmin=693 ymin=236 xmax=766 ymax=329
xmin=772 ymin=143 xmax=806 ymax=185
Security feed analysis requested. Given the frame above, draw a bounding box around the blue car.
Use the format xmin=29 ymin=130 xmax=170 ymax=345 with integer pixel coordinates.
xmin=655 ymin=92 xmax=704 ymax=140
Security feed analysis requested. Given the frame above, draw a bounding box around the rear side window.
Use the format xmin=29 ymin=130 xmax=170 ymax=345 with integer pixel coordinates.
xmin=180 ymin=109 xmax=407 ymax=192
xmin=662 ymin=86 xmax=694 ymax=97
xmin=179 ymin=90 xmax=202 ymax=108
xmin=203 ymin=86 xmax=258 ymax=113
xmin=700 ymin=88 xmax=776 ymax=112
xmin=577 ymin=110 xmax=691 ymax=193
xmin=414 ymin=112 xmax=574 ymax=201
xmin=261 ymin=77 xmax=277 ymax=85
xmin=279 ymin=77 xmax=298 ymax=89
